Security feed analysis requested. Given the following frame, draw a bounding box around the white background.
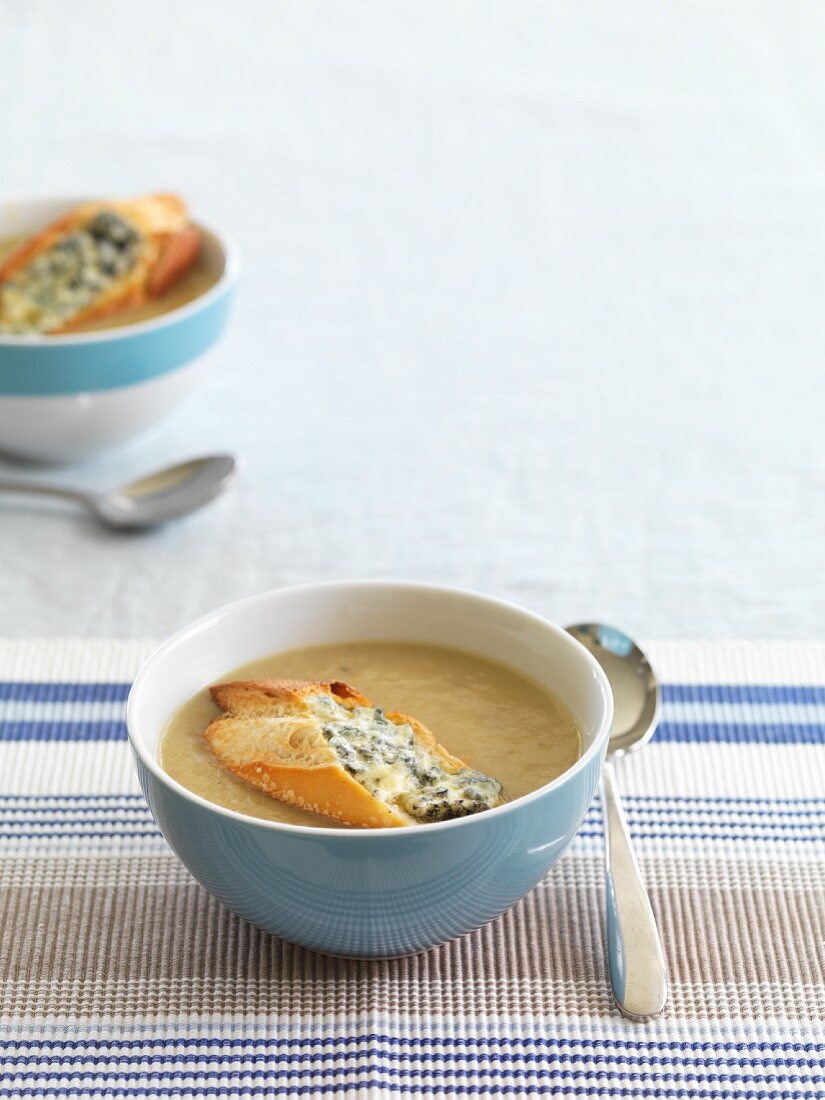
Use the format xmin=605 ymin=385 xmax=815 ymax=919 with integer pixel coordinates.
xmin=1 ymin=1 xmax=823 ymax=639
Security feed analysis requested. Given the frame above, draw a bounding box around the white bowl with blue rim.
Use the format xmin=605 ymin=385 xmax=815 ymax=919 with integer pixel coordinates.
xmin=127 ymin=581 xmax=613 ymax=959
xmin=0 ymin=196 xmax=239 ymax=463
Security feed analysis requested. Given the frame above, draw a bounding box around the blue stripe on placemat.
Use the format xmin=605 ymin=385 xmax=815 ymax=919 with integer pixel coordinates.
xmin=0 ymin=1081 xmax=820 ymax=1098
xmin=0 ymin=682 xmax=131 ymax=703
xmin=2 ymin=793 xmax=822 ymax=814
xmin=1 ymin=1034 xmax=821 ymax=1099
xmin=0 ymin=1066 xmax=821 ymax=1087
xmin=1 ymin=681 xmax=824 ymax=745
xmin=1 ymin=1035 xmax=822 ymax=1053
xmin=1 ymin=793 xmax=822 ymax=844
xmin=3 ymin=718 xmax=824 ymax=744
xmin=2 ymin=680 xmax=825 ymax=705
xmin=662 ymin=683 xmax=825 ymax=705
xmin=0 ymin=791 xmax=820 ymax=806
xmin=656 ymin=721 xmax=825 ymax=745
xmin=0 ymin=720 xmax=126 ymax=742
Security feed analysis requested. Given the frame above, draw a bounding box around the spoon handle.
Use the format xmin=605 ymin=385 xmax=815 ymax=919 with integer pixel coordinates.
xmin=0 ymin=479 xmax=89 ymax=505
xmin=602 ymin=759 xmax=668 ymax=1020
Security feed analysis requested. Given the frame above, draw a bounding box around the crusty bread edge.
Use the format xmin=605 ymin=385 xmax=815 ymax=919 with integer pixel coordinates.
xmin=206 ymin=745 xmax=411 ymax=829
xmin=211 ymin=678 xmax=373 ymax=714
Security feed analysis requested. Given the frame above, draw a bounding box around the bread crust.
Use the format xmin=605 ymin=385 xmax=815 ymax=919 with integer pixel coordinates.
xmin=0 ymin=193 xmax=201 ymax=333
xmin=204 ymin=678 xmax=472 ymax=828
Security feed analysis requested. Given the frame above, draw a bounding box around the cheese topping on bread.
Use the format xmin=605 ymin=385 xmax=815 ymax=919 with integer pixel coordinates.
xmin=0 ymin=212 xmax=141 ymax=333
xmin=204 ymin=678 xmax=504 ymax=828
xmin=308 ymin=692 xmax=503 ymax=821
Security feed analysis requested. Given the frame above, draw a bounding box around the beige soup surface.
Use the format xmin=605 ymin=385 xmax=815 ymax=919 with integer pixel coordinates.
xmin=160 ymin=641 xmax=582 ymax=828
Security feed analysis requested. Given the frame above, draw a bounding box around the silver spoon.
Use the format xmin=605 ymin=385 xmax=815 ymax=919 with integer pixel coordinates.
xmin=0 ymin=454 xmax=239 ymax=530
xmin=566 ymin=622 xmax=668 ymax=1021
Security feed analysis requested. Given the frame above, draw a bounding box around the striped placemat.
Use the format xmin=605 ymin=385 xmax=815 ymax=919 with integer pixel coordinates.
xmin=1 ymin=639 xmax=823 ymax=1099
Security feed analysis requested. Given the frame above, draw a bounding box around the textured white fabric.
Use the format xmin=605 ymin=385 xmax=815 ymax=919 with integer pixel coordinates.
xmin=1 ymin=2 xmax=824 ymax=639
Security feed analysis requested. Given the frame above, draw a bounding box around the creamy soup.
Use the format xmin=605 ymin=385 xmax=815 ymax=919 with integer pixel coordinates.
xmin=0 ymin=232 xmax=219 ymax=333
xmin=160 ymin=641 xmax=581 ymax=828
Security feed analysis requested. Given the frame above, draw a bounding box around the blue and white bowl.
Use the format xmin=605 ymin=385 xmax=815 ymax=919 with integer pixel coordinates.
xmin=127 ymin=581 xmax=613 ymax=959
xmin=0 ymin=196 xmax=239 ymax=462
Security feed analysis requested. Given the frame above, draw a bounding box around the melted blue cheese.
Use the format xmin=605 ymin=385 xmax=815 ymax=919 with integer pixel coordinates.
xmin=0 ymin=211 xmax=142 ymax=333
xmin=309 ymin=693 xmax=503 ymax=823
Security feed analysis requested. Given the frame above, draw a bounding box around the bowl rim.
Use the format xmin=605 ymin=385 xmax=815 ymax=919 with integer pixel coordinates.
xmin=0 ymin=194 xmax=240 ymax=347
xmin=127 ymin=580 xmax=613 ymax=838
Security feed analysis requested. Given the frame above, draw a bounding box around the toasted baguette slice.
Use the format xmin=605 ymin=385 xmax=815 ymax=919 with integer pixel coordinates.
xmin=0 ymin=193 xmax=201 ymax=333
xmin=204 ymin=678 xmax=504 ymax=829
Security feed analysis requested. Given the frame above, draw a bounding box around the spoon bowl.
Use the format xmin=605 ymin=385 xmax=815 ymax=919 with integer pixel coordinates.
xmin=565 ymin=624 xmax=660 ymax=756
xmin=0 ymin=453 xmax=240 ymax=530
xmin=93 ymin=455 xmax=240 ymax=528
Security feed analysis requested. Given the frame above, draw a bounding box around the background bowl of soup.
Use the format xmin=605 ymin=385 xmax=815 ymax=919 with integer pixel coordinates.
xmin=0 ymin=195 xmax=239 ymax=462
xmin=127 ymin=580 xmax=613 ymax=959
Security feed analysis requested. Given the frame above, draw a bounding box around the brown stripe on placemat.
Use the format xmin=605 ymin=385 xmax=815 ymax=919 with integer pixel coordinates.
xmin=3 ymin=877 xmax=823 ymax=1023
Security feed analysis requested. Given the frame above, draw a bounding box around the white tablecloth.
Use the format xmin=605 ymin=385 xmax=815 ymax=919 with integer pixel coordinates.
xmin=1 ymin=1 xmax=823 ymax=638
